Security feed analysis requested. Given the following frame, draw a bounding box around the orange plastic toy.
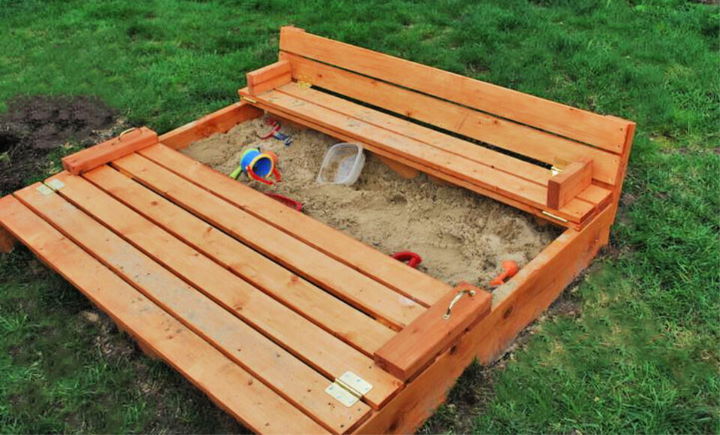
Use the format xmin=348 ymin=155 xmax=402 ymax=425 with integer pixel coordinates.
xmin=490 ymin=260 xmax=519 ymax=286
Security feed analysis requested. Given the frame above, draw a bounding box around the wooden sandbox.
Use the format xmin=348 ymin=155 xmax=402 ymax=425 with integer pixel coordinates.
xmin=0 ymin=27 xmax=635 ymax=434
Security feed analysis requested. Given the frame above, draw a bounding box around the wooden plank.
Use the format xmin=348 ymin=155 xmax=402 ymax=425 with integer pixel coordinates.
xmin=0 ymin=222 xmax=16 ymax=253
xmin=277 ymin=80 xmax=551 ymax=185
xmin=355 ymin=206 xmax=615 ymax=434
xmin=374 ymin=283 xmax=492 ymax=382
xmin=279 ymin=27 xmax=631 ymax=153
xmin=278 ymin=55 xmax=623 ymax=186
xmin=139 ymin=144 xmax=452 ymax=306
xmin=45 ymin=171 xmax=401 ymax=410
xmin=83 ymin=165 xmax=394 ymax=356
xmin=376 ymin=155 xmax=419 ymax=179
xmin=14 ymin=183 xmax=370 ymax=433
xmin=236 ymin=99 xmax=587 ymax=230
xmin=62 ymin=127 xmax=158 ymax=175
xmin=547 ymin=160 xmax=593 ymax=209
xmin=159 ymin=102 xmax=262 ymax=150
xmin=240 ymin=89 xmax=594 ymax=223
xmin=0 ymin=194 xmax=329 ymax=435
xmin=111 ymin=154 xmax=424 ymax=333
xmin=274 ymin=81 xmax=611 ymax=206
xmin=247 ymin=60 xmax=293 ymax=95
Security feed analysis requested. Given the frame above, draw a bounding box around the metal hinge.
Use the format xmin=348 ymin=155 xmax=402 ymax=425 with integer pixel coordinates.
xmin=37 ymin=179 xmax=65 ymax=196
xmin=550 ymin=166 xmax=562 ymax=176
xmin=541 ymin=210 xmax=569 ymax=223
xmin=325 ymin=371 xmax=372 ymax=407
xmin=296 ymin=80 xmax=312 ymax=89
xmin=242 ymin=95 xmax=257 ymax=104
xmin=46 ymin=179 xmax=65 ymax=191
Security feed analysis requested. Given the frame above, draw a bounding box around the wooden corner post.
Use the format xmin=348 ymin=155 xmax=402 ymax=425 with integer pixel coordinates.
xmin=0 ymin=224 xmax=16 ymax=253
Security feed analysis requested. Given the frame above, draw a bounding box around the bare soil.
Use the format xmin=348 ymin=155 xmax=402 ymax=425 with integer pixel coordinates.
xmin=0 ymin=95 xmax=119 ymax=195
xmin=182 ymin=116 xmax=561 ymax=286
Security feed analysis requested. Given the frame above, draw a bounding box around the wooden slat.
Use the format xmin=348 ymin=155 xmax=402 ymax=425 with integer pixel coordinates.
xmin=240 ymin=89 xmax=594 ymax=223
xmin=277 ymin=81 xmax=552 ymax=185
xmin=235 ymin=98 xmax=587 ymax=229
xmin=547 ymin=160 xmax=593 ymax=209
xmin=62 ymin=127 xmax=158 ymax=175
xmin=280 ymin=26 xmax=630 ymax=153
xmin=374 ymin=283 xmax=492 ymax=382
xmin=15 ymin=184 xmax=369 ymax=433
xmin=111 ymin=154 xmax=424 ymax=332
xmin=0 ymin=223 xmax=16 ymax=253
xmin=45 ymin=171 xmax=401 ymax=410
xmin=247 ymin=60 xmax=293 ymax=95
xmin=159 ymin=102 xmax=262 ymax=150
xmin=280 ymin=54 xmax=623 ymax=186
xmin=273 ymin=82 xmax=611 ymax=207
xmin=139 ymin=144 xmax=451 ymax=306
xmin=0 ymin=193 xmax=333 ymax=434
xmin=83 ymin=165 xmax=394 ymax=356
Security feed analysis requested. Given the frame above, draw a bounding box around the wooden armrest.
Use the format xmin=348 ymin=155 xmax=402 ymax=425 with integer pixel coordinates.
xmin=246 ymin=60 xmax=292 ymax=96
xmin=374 ymin=283 xmax=492 ymax=381
xmin=547 ymin=159 xmax=593 ymax=209
xmin=62 ymin=127 xmax=158 ymax=175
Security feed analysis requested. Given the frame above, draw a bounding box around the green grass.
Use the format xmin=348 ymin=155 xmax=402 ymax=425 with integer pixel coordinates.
xmin=1 ymin=0 xmax=718 ymax=432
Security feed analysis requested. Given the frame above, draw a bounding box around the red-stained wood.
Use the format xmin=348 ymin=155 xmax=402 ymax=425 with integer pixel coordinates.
xmin=0 ymin=223 xmax=16 ymax=253
xmin=547 ymin=160 xmax=593 ymax=209
xmin=247 ymin=60 xmax=292 ymax=95
xmin=279 ymin=26 xmax=630 ymax=153
xmin=62 ymin=127 xmax=158 ymax=175
xmin=374 ymin=283 xmax=492 ymax=382
xmin=0 ymin=195 xmax=329 ymax=435
xmin=355 ymin=206 xmax=615 ymax=434
xmin=159 ymin=102 xmax=262 ymax=150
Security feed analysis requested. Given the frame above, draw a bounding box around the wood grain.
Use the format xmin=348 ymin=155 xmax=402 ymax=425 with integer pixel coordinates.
xmin=0 ymin=194 xmax=331 ymax=435
xmin=279 ymin=26 xmax=631 ymax=153
xmin=83 ymin=164 xmax=395 ymax=356
xmin=139 ymin=144 xmax=453 ymax=305
xmin=547 ymin=160 xmax=593 ymax=209
xmin=374 ymin=283 xmax=492 ymax=382
xmin=47 ymin=171 xmax=401 ymax=410
xmin=62 ymin=127 xmax=158 ymax=175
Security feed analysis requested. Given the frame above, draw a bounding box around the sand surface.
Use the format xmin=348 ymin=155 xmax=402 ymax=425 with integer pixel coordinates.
xmin=181 ymin=117 xmax=559 ymax=286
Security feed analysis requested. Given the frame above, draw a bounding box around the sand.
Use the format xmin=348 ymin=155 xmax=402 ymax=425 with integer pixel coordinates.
xmin=181 ymin=116 xmax=560 ymax=286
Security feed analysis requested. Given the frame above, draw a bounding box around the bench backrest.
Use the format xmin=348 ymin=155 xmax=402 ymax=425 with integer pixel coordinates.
xmin=278 ymin=26 xmax=634 ymax=195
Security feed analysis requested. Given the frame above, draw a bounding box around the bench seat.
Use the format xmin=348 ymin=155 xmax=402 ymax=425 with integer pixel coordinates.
xmin=240 ymin=82 xmax=612 ymax=227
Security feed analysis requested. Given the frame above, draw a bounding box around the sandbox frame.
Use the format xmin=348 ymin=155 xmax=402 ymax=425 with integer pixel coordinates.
xmin=0 ymin=27 xmax=634 ymax=434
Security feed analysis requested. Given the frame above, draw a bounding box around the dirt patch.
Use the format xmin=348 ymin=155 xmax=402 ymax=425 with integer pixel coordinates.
xmin=182 ymin=117 xmax=560 ymax=285
xmin=0 ymin=95 xmax=121 ymax=195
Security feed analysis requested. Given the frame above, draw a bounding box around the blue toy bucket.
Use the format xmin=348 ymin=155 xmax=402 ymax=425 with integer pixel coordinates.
xmin=240 ymin=148 xmax=274 ymax=177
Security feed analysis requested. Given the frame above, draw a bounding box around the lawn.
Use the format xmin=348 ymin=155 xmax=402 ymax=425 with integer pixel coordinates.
xmin=1 ymin=0 xmax=718 ymax=432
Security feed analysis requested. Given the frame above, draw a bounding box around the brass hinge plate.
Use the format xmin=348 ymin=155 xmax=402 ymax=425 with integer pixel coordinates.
xmin=242 ymin=95 xmax=257 ymax=104
xmin=36 ymin=185 xmax=54 ymax=196
xmin=324 ymin=371 xmax=372 ymax=407
xmin=296 ymin=80 xmax=312 ymax=89
xmin=46 ymin=179 xmax=65 ymax=191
